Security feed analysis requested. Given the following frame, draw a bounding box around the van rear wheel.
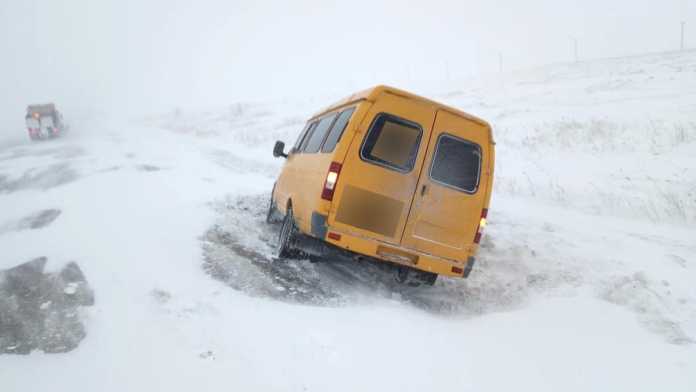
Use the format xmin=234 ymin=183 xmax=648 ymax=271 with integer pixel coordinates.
xmin=394 ymin=266 xmax=437 ymax=287
xmin=277 ymin=207 xmax=300 ymax=259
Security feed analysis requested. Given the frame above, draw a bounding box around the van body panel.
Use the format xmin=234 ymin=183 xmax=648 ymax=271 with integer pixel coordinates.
xmin=274 ymin=100 xmax=372 ymax=235
xmin=323 ymin=227 xmax=469 ymax=277
xmin=276 ymin=152 xmax=334 ymax=232
xmin=401 ymin=110 xmax=491 ymax=261
xmin=327 ymin=91 xmax=436 ymax=245
xmin=312 ymin=86 xmax=489 ymax=129
xmin=327 ymin=100 xmax=373 ymax=167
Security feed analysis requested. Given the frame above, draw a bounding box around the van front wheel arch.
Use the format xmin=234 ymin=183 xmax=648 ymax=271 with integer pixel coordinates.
xmin=277 ymin=206 xmax=300 ymax=259
xmin=266 ymin=183 xmax=282 ymax=224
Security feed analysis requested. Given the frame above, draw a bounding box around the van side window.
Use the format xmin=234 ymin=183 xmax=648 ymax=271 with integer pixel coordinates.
xmin=321 ymin=107 xmax=355 ymax=153
xmin=298 ymin=121 xmax=318 ymax=152
xmin=360 ymin=113 xmax=422 ymax=172
xmin=303 ymin=113 xmax=337 ymax=153
xmin=293 ymin=122 xmax=313 ymax=151
xmin=429 ymin=134 xmax=481 ymax=193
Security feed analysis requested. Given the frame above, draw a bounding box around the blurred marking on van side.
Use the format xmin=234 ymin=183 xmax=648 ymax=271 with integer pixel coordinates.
xmin=335 ymin=185 xmax=402 ymax=238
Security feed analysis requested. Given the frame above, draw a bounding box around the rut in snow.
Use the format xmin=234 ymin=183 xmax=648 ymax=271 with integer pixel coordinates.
xmin=201 ymin=193 xmax=538 ymax=315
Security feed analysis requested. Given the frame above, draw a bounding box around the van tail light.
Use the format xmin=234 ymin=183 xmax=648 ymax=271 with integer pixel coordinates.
xmin=473 ymin=208 xmax=488 ymax=244
xmin=321 ymin=161 xmax=342 ymax=201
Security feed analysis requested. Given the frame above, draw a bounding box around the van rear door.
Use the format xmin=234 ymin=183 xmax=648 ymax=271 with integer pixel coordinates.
xmin=401 ymin=110 xmax=490 ymax=261
xmin=26 ymin=117 xmax=39 ymax=129
xmin=40 ymin=115 xmax=54 ymax=131
xmin=327 ymin=92 xmax=435 ymax=245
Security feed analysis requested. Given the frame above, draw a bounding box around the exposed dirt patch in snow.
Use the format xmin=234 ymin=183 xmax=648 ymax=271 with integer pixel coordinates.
xmin=99 ymin=165 xmax=121 ymax=173
xmin=201 ymin=194 xmax=573 ymax=315
xmin=203 ymin=223 xmax=342 ymax=306
xmin=0 ymin=209 xmax=62 ymax=234
xmin=150 ymin=288 xmax=172 ymax=304
xmin=0 ymin=163 xmax=79 ymax=193
xmin=18 ymin=209 xmax=61 ymax=230
xmin=0 ymin=145 xmax=85 ymax=162
xmin=599 ymin=272 xmax=694 ymax=345
xmin=135 ymin=164 xmax=162 ymax=172
xmin=0 ymin=257 xmax=94 ymax=354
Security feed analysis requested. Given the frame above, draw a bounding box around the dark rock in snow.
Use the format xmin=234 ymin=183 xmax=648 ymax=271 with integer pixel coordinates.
xmin=0 ymin=163 xmax=79 ymax=194
xmin=136 ymin=164 xmax=161 ymax=172
xmin=17 ymin=209 xmax=62 ymax=230
xmin=0 ymin=257 xmax=94 ymax=355
xmin=0 ymin=209 xmax=61 ymax=235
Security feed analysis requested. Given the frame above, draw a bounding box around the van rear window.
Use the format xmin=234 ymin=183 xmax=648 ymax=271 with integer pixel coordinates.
xmin=361 ymin=113 xmax=422 ymax=172
xmin=321 ymin=107 xmax=355 ymax=153
xmin=303 ymin=113 xmax=337 ymax=153
xmin=429 ymin=134 xmax=481 ymax=193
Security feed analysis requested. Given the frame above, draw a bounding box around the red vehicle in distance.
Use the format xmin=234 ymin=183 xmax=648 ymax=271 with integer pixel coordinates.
xmin=25 ymin=103 xmax=67 ymax=141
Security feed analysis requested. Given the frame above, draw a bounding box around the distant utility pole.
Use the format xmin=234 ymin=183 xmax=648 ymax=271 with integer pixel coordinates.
xmin=570 ymin=36 xmax=579 ymax=62
xmin=498 ymin=53 xmax=503 ymax=73
xmin=681 ymin=21 xmax=686 ymax=51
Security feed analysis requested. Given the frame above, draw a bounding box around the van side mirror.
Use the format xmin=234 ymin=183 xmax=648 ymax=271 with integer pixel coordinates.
xmin=273 ymin=140 xmax=288 ymax=158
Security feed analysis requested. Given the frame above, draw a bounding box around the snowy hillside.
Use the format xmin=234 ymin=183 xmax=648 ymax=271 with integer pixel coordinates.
xmin=1 ymin=51 xmax=695 ymax=391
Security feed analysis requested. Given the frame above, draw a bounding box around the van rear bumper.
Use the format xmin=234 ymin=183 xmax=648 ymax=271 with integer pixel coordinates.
xmin=317 ymin=228 xmax=473 ymax=278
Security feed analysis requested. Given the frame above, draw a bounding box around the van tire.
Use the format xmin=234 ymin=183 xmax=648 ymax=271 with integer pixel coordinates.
xmin=394 ymin=266 xmax=437 ymax=287
xmin=277 ymin=207 xmax=300 ymax=259
xmin=266 ymin=185 xmax=281 ymax=224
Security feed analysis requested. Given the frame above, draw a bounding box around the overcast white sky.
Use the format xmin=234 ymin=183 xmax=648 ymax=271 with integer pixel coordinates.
xmin=0 ymin=0 xmax=694 ymax=136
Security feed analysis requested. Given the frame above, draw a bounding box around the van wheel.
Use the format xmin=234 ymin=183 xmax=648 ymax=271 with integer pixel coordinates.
xmin=266 ymin=188 xmax=281 ymax=224
xmin=394 ymin=266 xmax=437 ymax=287
xmin=277 ymin=207 xmax=299 ymax=259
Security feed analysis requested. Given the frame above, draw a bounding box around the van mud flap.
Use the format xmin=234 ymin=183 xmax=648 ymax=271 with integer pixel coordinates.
xmin=293 ymin=233 xmax=350 ymax=260
xmin=463 ymin=256 xmax=476 ymax=278
xmin=310 ymin=212 xmax=328 ymax=239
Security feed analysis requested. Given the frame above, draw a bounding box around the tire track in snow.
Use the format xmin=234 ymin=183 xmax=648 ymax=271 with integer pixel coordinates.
xmin=201 ymin=194 xmax=549 ymax=316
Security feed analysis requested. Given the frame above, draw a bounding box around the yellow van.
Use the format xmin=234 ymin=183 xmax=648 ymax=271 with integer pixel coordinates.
xmin=269 ymin=85 xmax=494 ymax=285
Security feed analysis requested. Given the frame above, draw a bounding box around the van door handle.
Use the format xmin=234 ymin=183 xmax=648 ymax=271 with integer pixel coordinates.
xmin=420 ymin=184 xmax=427 ymax=197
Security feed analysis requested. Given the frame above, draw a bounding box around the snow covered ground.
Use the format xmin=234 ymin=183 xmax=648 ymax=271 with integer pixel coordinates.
xmin=1 ymin=51 xmax=695 ymax=391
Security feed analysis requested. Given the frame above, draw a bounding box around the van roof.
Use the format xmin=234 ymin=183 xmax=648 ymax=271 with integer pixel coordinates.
xmin=27 ymin=103 xmax=56 ymax=115
xmin=310 ymin=85 xmax=490 ymax=128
